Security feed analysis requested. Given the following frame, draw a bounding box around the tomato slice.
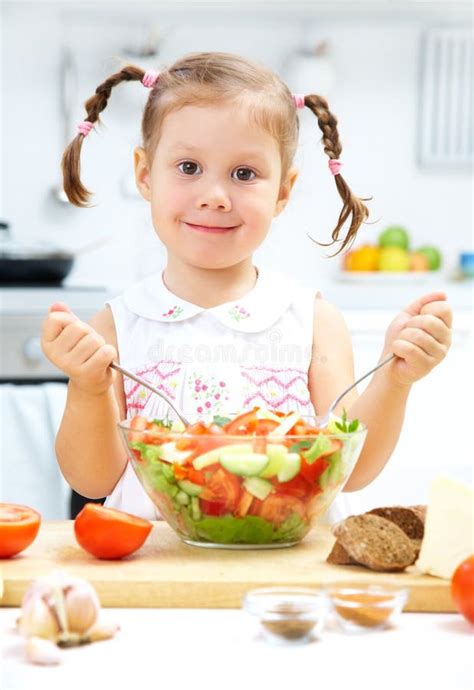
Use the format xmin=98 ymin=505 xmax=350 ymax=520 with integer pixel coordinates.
xmin=451 ymin=555 xmax=474 ymax=624
xmin=257 ymin=494 xmax=306 ymax=528
xmin=0 ymin=503 xmax=41 ymax=558
xmin=224 ymin=408 xmax=260 ymax=435
xmin=199 ymin=499 xmax=228 ymax=517
xmin=300 ymin=456 xmax=330 ymax=484
xmin=277 ymin=475 xmax=312 ymax=500
xmin=128 ymin=415 xmax=149 ymax=443
xmin=199 ymin=468 xmax=241 ymax=513
xmin=254 ymin=419 xmax=280 ymax=435
xmin=74 ymin=504 xmax=153 ymax=560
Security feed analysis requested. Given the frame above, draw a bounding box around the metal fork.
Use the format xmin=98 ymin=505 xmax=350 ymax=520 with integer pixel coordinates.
xmin=112 ymin=353 xmax=396 ymax=430
xmin=314 ymin=353 xmax=396 ymax=428
xmin=110 ymin=362 xmax=191 ymax=427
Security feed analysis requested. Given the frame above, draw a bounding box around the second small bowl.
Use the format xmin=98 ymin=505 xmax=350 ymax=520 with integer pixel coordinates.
xmin=325 ymin=585 xmax=409 ymax=633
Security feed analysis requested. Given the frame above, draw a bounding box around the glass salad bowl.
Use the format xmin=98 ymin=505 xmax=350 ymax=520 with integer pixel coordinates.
xmin=118 ymin=408 xmax=367 ymax=549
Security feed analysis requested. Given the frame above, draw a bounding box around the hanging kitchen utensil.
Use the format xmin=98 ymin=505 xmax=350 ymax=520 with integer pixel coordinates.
xmin=52 ymin=46 xmax=78 ymax=205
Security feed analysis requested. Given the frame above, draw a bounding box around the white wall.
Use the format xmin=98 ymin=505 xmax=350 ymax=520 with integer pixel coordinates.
xmin=2 ymin=3 xmax=472 ymax=291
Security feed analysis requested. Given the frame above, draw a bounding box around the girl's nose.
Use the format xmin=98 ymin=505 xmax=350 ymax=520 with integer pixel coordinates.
xmin=196 ymin=184 xmax=232 ymax=211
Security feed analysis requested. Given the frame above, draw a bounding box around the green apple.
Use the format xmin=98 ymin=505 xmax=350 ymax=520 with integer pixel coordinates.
xmin=378 ymin=247 xmax=411 ymax=271
xmin=378 ymin=225 xmax=410 ymax=251
xmin=416 ymin=246 xmax=442 ymax=271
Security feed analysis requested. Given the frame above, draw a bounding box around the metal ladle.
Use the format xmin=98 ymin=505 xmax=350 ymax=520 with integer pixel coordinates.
xmin=111 ymin=353 xmax=396 ymax=430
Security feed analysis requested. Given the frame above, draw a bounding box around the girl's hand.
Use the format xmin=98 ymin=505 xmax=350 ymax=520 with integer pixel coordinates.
xmin=382 ymin=292 xmax=453 ymax=387
xmin=41 ymin=302 xmax=117 ymax=395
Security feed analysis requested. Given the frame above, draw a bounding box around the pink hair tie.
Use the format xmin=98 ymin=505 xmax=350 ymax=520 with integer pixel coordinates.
xmin=328 ymin=159 xmax=342 ymax=176
xmin=77 ymin=121 xmax=94 ymax=137
xmin=292 ymin=94 xmax=305 ymax=109
xmin=142 ymin=70 xmax=160 ymax=88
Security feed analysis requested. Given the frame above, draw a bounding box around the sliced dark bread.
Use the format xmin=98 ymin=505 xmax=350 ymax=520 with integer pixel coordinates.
xmin=367 ymin=505 xmax=426 ymax=540
xmin=333 ymin=514 xmax=417 ymax=572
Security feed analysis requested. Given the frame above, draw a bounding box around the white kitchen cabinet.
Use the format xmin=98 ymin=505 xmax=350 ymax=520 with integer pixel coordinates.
xmin=344 ymin=309 xmax=473 ymax=510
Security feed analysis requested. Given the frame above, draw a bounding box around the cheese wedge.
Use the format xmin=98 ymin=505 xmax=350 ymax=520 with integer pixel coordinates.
xmin=415 ymin=476 xmax=474 ymax=579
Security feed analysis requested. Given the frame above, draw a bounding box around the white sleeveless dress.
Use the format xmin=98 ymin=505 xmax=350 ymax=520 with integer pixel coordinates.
xmin=104 ymin=265 xmax=359 ymax=524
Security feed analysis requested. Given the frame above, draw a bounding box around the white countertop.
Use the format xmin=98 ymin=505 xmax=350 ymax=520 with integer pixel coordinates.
xmin=0 ymin=272 xmax=472 ymax=315
xmin=1 ymin=608 xmax=472 ymax=690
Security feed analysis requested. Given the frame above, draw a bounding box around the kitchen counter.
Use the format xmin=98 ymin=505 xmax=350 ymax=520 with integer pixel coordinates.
xmin=1 ymin=607 xmax=472 ymax=690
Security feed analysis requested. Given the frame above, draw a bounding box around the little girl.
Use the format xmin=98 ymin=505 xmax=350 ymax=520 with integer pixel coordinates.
xmin=41 ymin=52 xmax=452 ymax=522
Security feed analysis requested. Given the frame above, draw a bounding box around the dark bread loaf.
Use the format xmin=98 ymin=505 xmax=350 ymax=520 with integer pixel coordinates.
xmin=367 ymin=505 xmax=426 ymax=540
xmin=333 ymin=514 xmax=417 ymax=572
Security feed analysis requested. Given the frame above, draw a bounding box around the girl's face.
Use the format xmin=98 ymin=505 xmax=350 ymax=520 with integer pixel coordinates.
xmin=134 ymin=101 xmax=297 ymax=269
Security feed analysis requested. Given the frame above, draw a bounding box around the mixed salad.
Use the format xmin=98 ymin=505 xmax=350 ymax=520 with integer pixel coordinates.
xmin=123 ymin=407 xmax=364 ymax=546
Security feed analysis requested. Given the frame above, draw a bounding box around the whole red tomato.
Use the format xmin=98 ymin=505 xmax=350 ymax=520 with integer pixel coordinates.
xmin=74 ymin=504 xmax=153 ymax=560
xmin=451 ymin=555 xmax=474 ymax=624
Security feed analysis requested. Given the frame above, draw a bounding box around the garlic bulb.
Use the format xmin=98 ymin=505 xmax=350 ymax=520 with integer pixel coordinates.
xmin=18 ymin=595 xmax=60 ymax=641
xmin=63 ymin=581 xmax=100 ymax=634
xmin=26 ymin=637 xmax=62 ymax=666
xmin=17 ymin=570 xmax=116 ymax=654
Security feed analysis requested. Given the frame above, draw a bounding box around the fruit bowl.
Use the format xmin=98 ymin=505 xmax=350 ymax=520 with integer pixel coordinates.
xmin=118 ymin=409 xmax=367 ymax=549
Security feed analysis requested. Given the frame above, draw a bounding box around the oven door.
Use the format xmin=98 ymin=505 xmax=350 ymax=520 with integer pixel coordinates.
xmin=0 ymin=313 xmax=104 ymax=518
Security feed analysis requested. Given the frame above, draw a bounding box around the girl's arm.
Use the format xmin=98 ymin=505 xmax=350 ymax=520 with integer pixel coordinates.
xmin=42 ymin=305 xmax=127 ymax=498
xmin=308 ymin=293 xmax=452 ymax=492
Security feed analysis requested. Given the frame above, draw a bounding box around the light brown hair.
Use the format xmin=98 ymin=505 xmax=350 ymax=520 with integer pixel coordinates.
xmin=62 ymin=51 xmax=370 ymax=254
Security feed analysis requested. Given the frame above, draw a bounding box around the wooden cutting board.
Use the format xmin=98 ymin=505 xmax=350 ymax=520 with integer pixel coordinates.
xmin=0 ymin=521 xmax=453 ymax=611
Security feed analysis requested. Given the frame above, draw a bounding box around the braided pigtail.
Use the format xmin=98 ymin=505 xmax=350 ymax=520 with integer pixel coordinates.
xmin=61 ymin=65 xmax=147 ymax=207
xmin=304 ymin=94 xmax=371 ymax=255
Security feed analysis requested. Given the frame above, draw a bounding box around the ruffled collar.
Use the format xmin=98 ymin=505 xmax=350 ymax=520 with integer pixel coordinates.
xmin=122 ymin=265 xmax=297 ymax=333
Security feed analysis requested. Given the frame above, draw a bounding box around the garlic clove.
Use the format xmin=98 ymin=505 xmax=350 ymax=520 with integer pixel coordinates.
xmin=85 ymin=619 xmax=120 ymax=643
xmin=63 ymin=582 xmax=100 ymax=634
xmin=26 ymin=636 xmax=62 ymax=666
xmin=18 ymin=595 xmax=60 ymax=642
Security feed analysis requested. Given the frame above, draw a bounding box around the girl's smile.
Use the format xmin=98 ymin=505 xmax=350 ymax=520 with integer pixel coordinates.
xmin=183 ymin=221 xmax=240 ymax=234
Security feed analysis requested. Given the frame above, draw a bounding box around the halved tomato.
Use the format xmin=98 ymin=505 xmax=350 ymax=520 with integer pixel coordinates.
xmin=257 ymin=494 xmax=306 ymax=528
xmin=0 ymin=503 xmax=41 ymax=558
xmin=74 ymin=504 xmax=153 ymax=560
xmin=199 ymin=468 xmax=241 ymax=513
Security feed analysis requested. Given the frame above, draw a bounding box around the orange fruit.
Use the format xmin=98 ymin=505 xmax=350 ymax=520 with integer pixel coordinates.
xmin=409 ymin=252 xmax=430 ymax=272
xmin=345 ymin=245 xmax=380 ymax=271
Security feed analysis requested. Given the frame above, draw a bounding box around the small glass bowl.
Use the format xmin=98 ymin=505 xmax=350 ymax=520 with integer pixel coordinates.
xmin=243 ymin=587 xmax=329 ymax=645
xmin=325 ymin=585 xmax=409 ymax=633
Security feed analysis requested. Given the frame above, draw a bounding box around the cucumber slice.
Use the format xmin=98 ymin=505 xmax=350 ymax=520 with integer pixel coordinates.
xmin=267 ymin=411 xmax=300 ymax=438
xmin=243 ymin=477 xmax=273 ymax=500
xmin=220 ymin=452 xmax=269 ymax=477
xmin=177 ymin=479 xmax=203 ymax=497
xmin=303 ymin=436 xmax=332 ymax=463
xmin=255 ymin=408 xmax=281 ymax=422
xmin=259 ymin=445 xmax=300 ymax=482
xmin=191 ymin=496 xmax=201 ymax=521
xmin=193 ymin=443 xmax=253 ymax=470
xmin=277 ymin=452 xmax=301 ymax=483
xmin=259 ymin=444 xmax=289 ymax=478
xmin=176 ymin=490 xmax=190 ymax=506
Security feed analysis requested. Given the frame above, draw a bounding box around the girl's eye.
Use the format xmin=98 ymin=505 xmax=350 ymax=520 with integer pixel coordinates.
xmin=232 ymin=167 xmax=256 ymax=182
xmin=178 ymin=161 xmax=201 ymax=175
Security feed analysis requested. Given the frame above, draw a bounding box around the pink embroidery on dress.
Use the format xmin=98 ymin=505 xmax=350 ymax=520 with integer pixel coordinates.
xmin=240 ymin=366 xmax=311 ymax=409
xmin=188 ymin=372 xmax=229 ymax=418
xmin=162 ymin=305 xmax=184 ymax=319
xmin=125 ymin=361 xmax=182 ymax=412
xmin=228 ymin=304 xmax=250 ymax=322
